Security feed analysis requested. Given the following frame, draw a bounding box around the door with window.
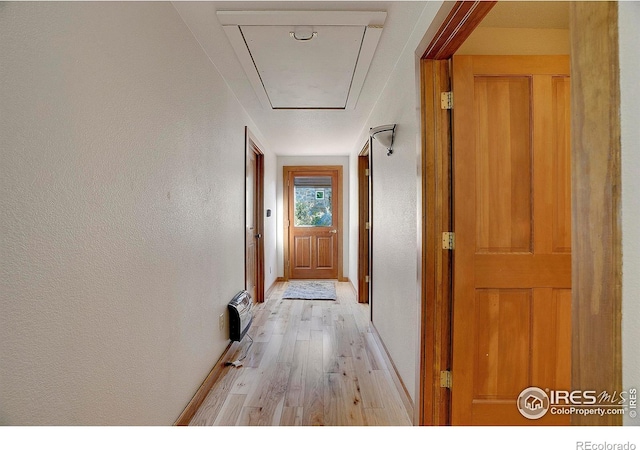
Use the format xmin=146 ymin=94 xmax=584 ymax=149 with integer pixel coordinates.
xmin=285 ymin=166 xmax=342 ymax=279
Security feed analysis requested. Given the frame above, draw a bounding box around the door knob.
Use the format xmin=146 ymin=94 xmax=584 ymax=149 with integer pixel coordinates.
xmin=329 ymin=229 xmax=337 ymax=234
xmin=255 ymin=233 xmax=262 ymax=238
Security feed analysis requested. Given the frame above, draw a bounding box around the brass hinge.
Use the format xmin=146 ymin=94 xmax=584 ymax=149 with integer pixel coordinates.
xmin=441 ymin=91 xmax=453 ymax=110
xmin=365 ymin=275 xmax=370 ymax=283
xmin=442 ymin=232 xmax=455 ymax=250
xmin=440 ymin=370 xmax=452 ymax=389
xmin=365 ymin=169 xmax=370 ymax=176
xmin=365 ymin=222 xmax=371 ymax=230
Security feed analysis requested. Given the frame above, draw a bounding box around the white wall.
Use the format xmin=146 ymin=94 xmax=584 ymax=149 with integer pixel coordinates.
xmin=619 ymin=1 xmax=640 ymax=427
xmin=349 ymin=2 xmax=445 ymax=403
xmin=456 ymin=27 xmax=570 ymax=55
xmin=0 ymin=2 xmax=273 ymax=425
xmin=456 ymin=26 xmax=570 ymax=55
xmin=170 ymin=1 xmax=278 ymax=296
xmin=276 ymin=156 xmax=350 ymax=280
xmin=262 ymin=150 xmax=279 ymax=292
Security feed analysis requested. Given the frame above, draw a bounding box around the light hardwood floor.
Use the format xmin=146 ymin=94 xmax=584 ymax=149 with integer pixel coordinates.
xmin=189 ymin=281 xmax=412 ymax=426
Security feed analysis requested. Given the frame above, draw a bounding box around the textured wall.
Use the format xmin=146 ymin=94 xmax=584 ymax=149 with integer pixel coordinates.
xmin=0 ymin=2 xmax=263 ymax=425
xmin=620 ymin=1 xmax=640 ymax=427
xmin=349 ymin=2 xmax=444 ymax=403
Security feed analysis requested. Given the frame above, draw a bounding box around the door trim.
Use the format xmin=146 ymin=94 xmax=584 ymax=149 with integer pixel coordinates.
xmin=418 ymin=0 xmax=622 ymax=426
xmin=245 ymin=127 xmax=265 ymax=303
xmin=283 ymin=165 xmax=344 ymax=281
xmin=418 ymin=1 xmax=494 ymax=426
xmin=421 ymin=0 xmax=496 ymax=60
xmin=569 ymin=1 xmax=622 ymax=426
xmin=358 ymin=142 xmax=370 ymax=303
xmin=419 ymin=58 xmax=453 ymax=426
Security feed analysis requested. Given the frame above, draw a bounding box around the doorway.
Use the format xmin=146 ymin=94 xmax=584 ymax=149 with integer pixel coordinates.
xmin=245 ymin=127 xmax=265 ymax=303
xmin=418 ymin=1 xmax=622 ymax=426
xmin=283 ymin=166 xmax=343 ymax=280
xmin=357 ymin=142 xmax=370 ymax=303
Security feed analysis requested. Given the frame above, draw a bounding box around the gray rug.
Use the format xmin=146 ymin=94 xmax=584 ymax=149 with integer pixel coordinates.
xmin=282 ymin=280 xmax=337 ymax=300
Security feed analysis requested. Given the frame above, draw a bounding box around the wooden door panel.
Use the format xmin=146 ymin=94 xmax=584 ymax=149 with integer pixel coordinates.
xmin=551 ymin=77 xmax=572 ymax=253
xmin=293 ymin=236 xmax=312 ymax=270
xmin=316 ymin=236 xmax=335 ymax=269
xmin=475 ymin=76 xmax=532 ymax=254
xmin=531 ymin=288 xmax=572 ymax=390
xmin=452 ymin=55 xmax=571 ymax=426
xmin=474 ymin=289 xmax=531 ymax=399
xmin=475 ymin=254 xmax=571 ymax=288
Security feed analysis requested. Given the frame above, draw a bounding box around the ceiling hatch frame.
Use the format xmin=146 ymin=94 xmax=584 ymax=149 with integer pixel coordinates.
xmin=218 ymin=11 xmax=387 ymax=110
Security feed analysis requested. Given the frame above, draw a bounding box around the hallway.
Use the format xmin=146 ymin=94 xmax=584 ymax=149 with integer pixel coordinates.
xmin=1 ymin=2 xmax=638 ymax=433
xmin=189 ymin=282 xmax=411 ymax=426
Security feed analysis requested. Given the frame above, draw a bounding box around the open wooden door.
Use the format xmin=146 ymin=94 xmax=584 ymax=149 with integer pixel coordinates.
xmin=284 ymin=166 xmax=343 ymax=280
xmin=246 ymin=128 xmax=264 ymax=302
xmin=358 ymin=146 xmax=370 ymax=303
xmin=450 ymin=55 xmax=572 ymax=425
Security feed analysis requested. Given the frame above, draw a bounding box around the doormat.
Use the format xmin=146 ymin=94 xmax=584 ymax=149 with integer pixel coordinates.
xmin=282 ymin=281 xmax=337 ymax=300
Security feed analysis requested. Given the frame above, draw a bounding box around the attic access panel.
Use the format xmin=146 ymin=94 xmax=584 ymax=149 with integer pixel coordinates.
xmin=240 ymin=25 xmax=363 ymax=109
xmin=218 ymin=11 xmax=386 ymax=110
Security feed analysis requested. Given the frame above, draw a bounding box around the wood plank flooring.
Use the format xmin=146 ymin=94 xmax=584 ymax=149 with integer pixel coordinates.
xmin=189 ymin=282 xmax=412 ymax=426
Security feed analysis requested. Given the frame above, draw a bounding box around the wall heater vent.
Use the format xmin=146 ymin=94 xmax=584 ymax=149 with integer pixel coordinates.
xmin=228 ymin=290 xmax=253 ymax=342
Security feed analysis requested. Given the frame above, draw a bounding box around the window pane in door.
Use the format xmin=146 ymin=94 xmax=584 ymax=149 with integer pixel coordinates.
xmin=294 ymin=176 xmax=333 ymax=227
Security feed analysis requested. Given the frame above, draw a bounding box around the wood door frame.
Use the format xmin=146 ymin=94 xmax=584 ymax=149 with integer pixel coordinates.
xmin=569 ymin=2 xmax=622 ymax=426
xmin=419 ymin=57 xmax=454 ymax=426
xmin=283 ymin=165 xmax=344 ymax=281
xmin=418 ymin=1 xmax=622 ymax=426
xmin=358 ymin=142 xmax=370 ymax=303
xmin=418 ymin=1 xmax=496 ymax=426
xmin=245 ymin=127 xmax=265 ymax=303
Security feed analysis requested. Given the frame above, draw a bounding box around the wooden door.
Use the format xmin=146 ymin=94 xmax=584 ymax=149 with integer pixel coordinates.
xmin=451 ymin=56 xmax=572 ymax=425
xmin=246 ymin=128 xmax=265 ymax=302
xmin=246 ymin=148 xmax=258 ymax=301
xmin=358 ymin=152 xmax=370 ymax=303
xmin=286 ymin=167 xmax=342 ymax=279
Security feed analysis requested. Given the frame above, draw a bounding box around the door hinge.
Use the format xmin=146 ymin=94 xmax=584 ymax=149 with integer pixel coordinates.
xmin=441 ymin=91 xmax=453 ymax=110
xmin=365 ymin=169 xmax=370 ymax=176
xmin=365 ymin=275 xmax=370 ymax=283
xmin=442 ymin=232 xmax=455 ymax=250
xmin=440 ymin=370 xmax=452 ymax=389
xmin=365 ymin=222 xmax=371 ymax=230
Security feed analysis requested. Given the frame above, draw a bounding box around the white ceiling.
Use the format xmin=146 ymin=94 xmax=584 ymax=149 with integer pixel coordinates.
xmin=219 ymin=10 xmax=387 ymax=110
xmin=173 ymin=1 xmax=569 ymax=157
xmin=173 ymin=1 xmax=429 ymax=156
